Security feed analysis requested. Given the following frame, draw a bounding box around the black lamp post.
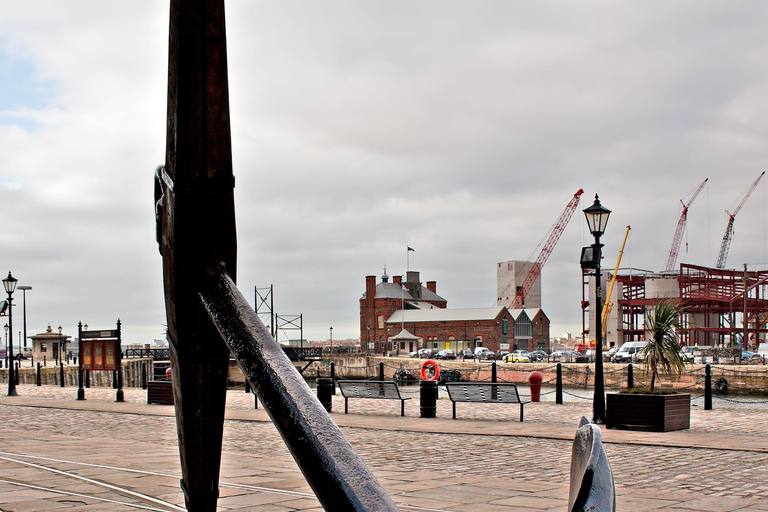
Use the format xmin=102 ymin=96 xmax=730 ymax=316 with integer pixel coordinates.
xmin=59 ymin=326 xmax=67 ymax=365
xmin=329 ymin=326 xmax=333 ymax=354
xmin=3 ymin=271 xmax=18 ymax=396
xmin=18 ymin=285 xmax=31 ymax=352
xmin=3 ymin=323 xmax=7 ymax=369
xmin=77 ymin=321 xmax=85 ymax=400
xmin=581 ymin=195 xmax=611 ymax=424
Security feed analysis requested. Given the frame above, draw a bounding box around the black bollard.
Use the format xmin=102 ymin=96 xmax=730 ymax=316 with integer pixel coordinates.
xmin=379 ymin=361 xmax=385 ymax=381
xmin=627 ymin=363 xmax=634 ymax=389
xmin=705 ymin=364 xmax=712 ymax=410
xmin=59 ymin=362 xmax=65 ymax=388
xmin=15 ymin=362 xmax=19 ymax=385
xmin=420 ymin=379 xmax=438 ymax=418
xmin=36 ymin=362 xmax=41 ymax=387
xmin=141 ymin=363 xmax=148 ymax=390
xmin=330 ymin=362 xmax=336 ymax=396
xmin=116 ymin=367 xmax=124 ymax=403
xmin=316 ymin=377 xmax=333 ymax=412
xmin=556 ymin=363 xmax=563 ymax=405
xmin=85 ymin=370 xmax=90 ymax=388
xmin=491 ymin=361 xmax=497 ymax=383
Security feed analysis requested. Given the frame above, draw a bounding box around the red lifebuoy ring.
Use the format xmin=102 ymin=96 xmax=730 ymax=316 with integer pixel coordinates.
xmin=421 ymin=359 xmax=440 ymax=381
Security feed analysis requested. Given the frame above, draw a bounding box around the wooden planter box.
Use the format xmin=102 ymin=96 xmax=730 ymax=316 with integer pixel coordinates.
xmin=606 ymin=392 xmax=690 ymax=432
xmin=147 ymin=380 xmax=175 ymax=405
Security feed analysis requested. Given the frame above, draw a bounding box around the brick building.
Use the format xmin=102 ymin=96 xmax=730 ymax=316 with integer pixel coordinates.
xmin=359 ymin=270 xmax=551 ymax=353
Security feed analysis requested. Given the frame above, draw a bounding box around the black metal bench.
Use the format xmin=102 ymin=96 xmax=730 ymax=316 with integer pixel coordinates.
xmin=445 ymin=382 xmax=529 ymax=421
xmin=338 ymin=380 xmax=410 ymax=417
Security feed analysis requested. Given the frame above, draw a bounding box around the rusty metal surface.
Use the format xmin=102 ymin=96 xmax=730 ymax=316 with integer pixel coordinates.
xmin=199 ymin=264 xmax=398 ymax=511
xmin=156 ymin=1 xmax=236 ymax=510
xmin=157 ymin=1 xmax=399 ymax=510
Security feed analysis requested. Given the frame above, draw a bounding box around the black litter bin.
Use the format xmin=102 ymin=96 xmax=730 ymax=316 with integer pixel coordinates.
xmin=317 ymin=377 xmax=333 ymax=412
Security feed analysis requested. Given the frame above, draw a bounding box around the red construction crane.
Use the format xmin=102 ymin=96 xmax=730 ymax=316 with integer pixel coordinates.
xmin=664 ymin=178 xmax=708 ymax=272
xmin=510 ymin=189 xmax=584 ymax=309
xmin=716 ymin=171 xmax=766 ymax=269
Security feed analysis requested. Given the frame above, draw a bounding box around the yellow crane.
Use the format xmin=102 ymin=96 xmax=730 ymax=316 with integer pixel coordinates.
xmin=602 ymin=226 xmax=631 ymax=340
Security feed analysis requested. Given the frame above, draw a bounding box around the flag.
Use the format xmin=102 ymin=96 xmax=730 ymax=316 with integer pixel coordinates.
xmin=407 ymin=246 xmax=415 ymax=252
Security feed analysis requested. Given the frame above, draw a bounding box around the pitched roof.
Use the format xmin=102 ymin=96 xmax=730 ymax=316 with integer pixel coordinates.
xmin=509 ymin=308 xmax=546 ymax=321
xmin=361 ymin=282 xmax=447 ymax=303
xmin=388 ymin=328 xmax=420 ymax=341
xmin=387 ymin=306 xmax=510 ymax=324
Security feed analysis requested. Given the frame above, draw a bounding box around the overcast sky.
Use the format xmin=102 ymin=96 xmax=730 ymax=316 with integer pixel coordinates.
xmin=2 ymin=2 xmax=768 ymax=346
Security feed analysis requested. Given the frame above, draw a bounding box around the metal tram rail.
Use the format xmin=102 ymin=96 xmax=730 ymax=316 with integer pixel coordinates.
xmin=0 ymin=450 xmax=458 ymax=512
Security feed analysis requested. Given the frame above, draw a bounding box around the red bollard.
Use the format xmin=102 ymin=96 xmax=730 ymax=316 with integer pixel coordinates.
xmin=528 ymin=371 xmax=543 ymax=402
xmin=166 ymin=367 xmax=173 ymax=380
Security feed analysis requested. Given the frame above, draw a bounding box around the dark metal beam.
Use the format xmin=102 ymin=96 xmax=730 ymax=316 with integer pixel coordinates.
xmin=199 ymin=264 xmax=399 ymax=512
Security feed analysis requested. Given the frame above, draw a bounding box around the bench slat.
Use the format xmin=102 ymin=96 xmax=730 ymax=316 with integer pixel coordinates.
xmin=337 ymin=380 xmax=410 ymax=417
xmin=445 ymin=382 xmax=528 ymax=421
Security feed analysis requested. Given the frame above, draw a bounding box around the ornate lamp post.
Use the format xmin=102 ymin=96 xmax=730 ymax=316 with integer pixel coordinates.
xmin=329 ymin=326 xmax=333 ymax=354
xmin=3 ymin=323 xmax=7 ymax=368
xmin=18 ymin=285 xmax=31 ymax=353
xmin=581 ymin=195 xmax=611 ymax=424
xmin=3 ymin=271 xmax=18 ymax=396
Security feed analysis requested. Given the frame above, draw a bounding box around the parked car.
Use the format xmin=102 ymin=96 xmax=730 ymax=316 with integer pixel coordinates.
xmin=603 ymin=347 xmax=618 ymax=362
xmin=552 ymin=350 xmax=587 ymax=363
xmin=504 ymin=351 xmax=530 ymax=363
xmin=527 ymin=350 xmax=547 ymax=362
xmin=436 ymin=350 xmax=457 ymax=360
xmin=741 ymin=350 xmax=762 ymax=363
xmin=494 ymin=350 xmax=510 ymax=360
xmin=416 ymin=348 xmax=436 ymax=359
xmin=611 ymin=341 xmax=647 ymax=363
xmin=458 ymin=349 xmax=475 ymax=360
xmin=474 ymin=347 xmax=494 ymax=360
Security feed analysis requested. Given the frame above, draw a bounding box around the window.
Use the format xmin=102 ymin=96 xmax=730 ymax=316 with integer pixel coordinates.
xmin=41 ymin=343 xmax=47 ymax=353
xmin=514 ymin=314 xmax=532 ymax=338
xmin=377 ymin=315 xmax=384 ymax=329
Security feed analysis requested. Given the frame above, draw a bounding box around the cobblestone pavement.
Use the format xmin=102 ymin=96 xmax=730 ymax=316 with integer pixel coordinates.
xmin=2 ymin=384 xmax=768 ymax=511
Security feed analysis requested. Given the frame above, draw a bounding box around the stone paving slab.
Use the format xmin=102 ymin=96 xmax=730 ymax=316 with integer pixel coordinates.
xmin=0 ymin=385 xmax=767 ymax=511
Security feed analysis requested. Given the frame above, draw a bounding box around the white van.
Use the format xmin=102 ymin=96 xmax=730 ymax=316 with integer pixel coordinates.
xmin=611 ymin=341 xmax=647 ymax=363
xmin=474 ymin=347 xmax=494 ymax=360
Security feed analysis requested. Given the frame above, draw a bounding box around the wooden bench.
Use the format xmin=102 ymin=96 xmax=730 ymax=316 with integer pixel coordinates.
xmin=445 ymin=382 xmax=529 ymax=421
xmin=337 ymin=380 xmax=410 ymax=417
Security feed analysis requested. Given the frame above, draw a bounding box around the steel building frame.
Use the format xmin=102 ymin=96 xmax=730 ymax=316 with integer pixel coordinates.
xmin=596 ymin=264 xmax=768 ymax=348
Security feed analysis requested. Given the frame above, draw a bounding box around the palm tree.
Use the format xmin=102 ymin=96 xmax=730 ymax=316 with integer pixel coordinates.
xmin=643 ymin=299 xmax=686 ymax=391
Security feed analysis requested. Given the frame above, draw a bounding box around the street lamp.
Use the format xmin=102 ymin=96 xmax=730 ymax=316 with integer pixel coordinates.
xmin=18 ymin=286 xmax=31 ymax=352
xmin=58 ymin=326 xmax=63 ymax=365
xmin=329 ymin=326 xmax=333 ymax=354
xmin=581 ymin=194 xmax=611 ymax=424
xmin=3 ymin=324 xmax=7 ymax=368
xmin=3 ymin=271 xmax=18 ymax=396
